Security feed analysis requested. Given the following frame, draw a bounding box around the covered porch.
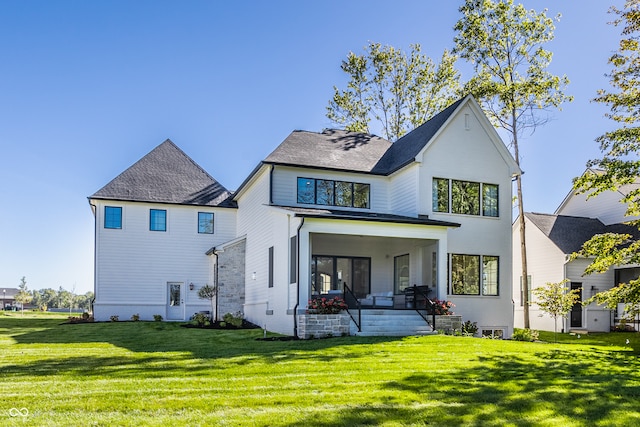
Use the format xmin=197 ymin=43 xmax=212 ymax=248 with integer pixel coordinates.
xmin=294 ymin=211 xmax=459 ymax=314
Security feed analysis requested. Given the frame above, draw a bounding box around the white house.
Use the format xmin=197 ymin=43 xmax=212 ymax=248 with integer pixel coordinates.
xmin=90 ymin=95 xmax=521 ymax=338
xmin=513 ymin=169 xmax=640 ymax=332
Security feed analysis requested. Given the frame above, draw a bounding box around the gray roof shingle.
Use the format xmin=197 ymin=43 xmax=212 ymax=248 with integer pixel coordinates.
xmin=90 ymin=139 xmax=235 ymax=207
xmin=263 ymin=97 xmax=465 ymax=175
xmin=264 ymin=129 xmax=391 ymax=173
xmin=526 ymin=212 xmax=640 ymax=254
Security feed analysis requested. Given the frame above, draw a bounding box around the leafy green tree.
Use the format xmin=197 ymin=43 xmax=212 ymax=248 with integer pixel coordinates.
xmin=327 ymin=42 xmax=462 ymax=141
xmin=14 ymin=276 xmax=33 ymax=314
xmin=37 ymin=288 xmax=58 ymax=310
xmin=76 ymin=292 xmax=94 ymax=312
xmin=573 ymin=0 xmax=640 ymax=317
xmin=532 ymin=280 xmax=580 ymax=341
xmin=454 ymin=0 xmax=572 ymax=328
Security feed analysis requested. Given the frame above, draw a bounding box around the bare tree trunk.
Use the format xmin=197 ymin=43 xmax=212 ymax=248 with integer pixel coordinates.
xmin=512 ymin=110 xmax=530 ymax=329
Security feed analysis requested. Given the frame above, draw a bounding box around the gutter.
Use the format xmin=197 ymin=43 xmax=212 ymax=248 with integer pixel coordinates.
xmin=293 ymin=217 xmax=305 ymax=339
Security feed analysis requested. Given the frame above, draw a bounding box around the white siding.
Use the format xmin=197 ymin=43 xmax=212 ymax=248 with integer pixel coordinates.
xmin=417 ymin=103 xmax=515 ymax=336
xmin=512 ymin=216 xmax=566 ymax=330
xmin=557 ymin=189 xmax=635 ymax=225
xmin=92 ymin=199 xmax=237 ymax=321
xmin=237 ymin=168 xmax=297 ymax=334
xmin=388 ymin=166 xmax=418 ymax=216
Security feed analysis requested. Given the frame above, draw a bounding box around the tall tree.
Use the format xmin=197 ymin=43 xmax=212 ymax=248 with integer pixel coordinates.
xmin=14 ymin=276 xmax=33 ymax=315
xmin=327 ymin=42 xmax=462 ymax=141
xmin=573 ymin=0 xmax=640 ymax=318
xmin=454 ymin=0 xmax=572 ymax=328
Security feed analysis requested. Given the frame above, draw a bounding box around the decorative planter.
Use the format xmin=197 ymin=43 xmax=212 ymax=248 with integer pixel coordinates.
xmin=297 ymin=312 xmax=350 ymax=339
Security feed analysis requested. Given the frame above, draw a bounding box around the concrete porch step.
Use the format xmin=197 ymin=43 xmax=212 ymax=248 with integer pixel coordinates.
xmin=349 ymin=309 xmax=435 ymax=337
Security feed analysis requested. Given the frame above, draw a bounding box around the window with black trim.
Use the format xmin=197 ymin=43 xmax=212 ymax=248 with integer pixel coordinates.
xmin=268 ymin=246 xmax=274 ymax=288
xmin=450 ymin=254 xmax=499 ymax=296
xmin=432 ymin=178 xmax=498 ymax=217
xmin=104 ymin=206 xmax=122 ymax=229
xmin=289 ymin=236 xmax=297 ymax=284
xmin=297 ymin=177 xmax=370 ymax=208
xmin=150 ymin=209 xmax=166 ymax=232
xmin=198 ymin=212 xmax=214 ymax=234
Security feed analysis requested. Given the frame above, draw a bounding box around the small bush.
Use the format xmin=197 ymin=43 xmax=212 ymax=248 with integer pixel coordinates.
xmin=153 ymin=314 xmax=163 ymax=322
xmin=110 ymin=315 xmax=119 ymax=322
xmin=131 ymin=313 xmax=140 ymax=322
xmin=222 ymin=311 xmax=244 ymax=328
xmin=512 ymin=328 xmax=539 ymax=342
xmin=462 ymin=320 xmax=478 ymax=337
xmin=190 ymin=312 xmax=210 ymax=327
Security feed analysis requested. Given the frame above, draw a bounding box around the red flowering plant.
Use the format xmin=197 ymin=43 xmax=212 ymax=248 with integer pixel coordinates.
xmin=431 ymin=298 xmax=455 ymax=315
xmin=307 ymin=296 xmax=348 ymax=314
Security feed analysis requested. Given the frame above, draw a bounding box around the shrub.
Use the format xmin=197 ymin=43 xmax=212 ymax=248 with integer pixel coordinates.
xmin=307 ymin=297 xmax=348 ymax=314
xmin=110 ymin=315 xmax=119 ymax=322
xmin=153 ymin=314 xmax=163 ymax=322
xmin=190 ymin=312 xmax=210 ymax=327
xmin=431 ymin=299 xmax=454 ymax=315
xmin=131 ymin=313 xmax=140 ymax=322
xmin=222 ymin=311 xmax=244 ymax=328
xmin=462 ymin=320 xmax=478 ymax=336
xmin=512 ymin=328 xmax=539 ymax=342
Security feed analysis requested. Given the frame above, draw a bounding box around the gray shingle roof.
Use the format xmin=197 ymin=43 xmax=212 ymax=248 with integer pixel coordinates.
xmin=90 ymin=139 xmax=235 ymax=207
xmin=372 ymin=97 xmax=465 ymax=174
xmin=263 ymin=97 xmax=465 ymax=175
xmin=264 ymin=129 xmax=392 ymax=173
xmin=526 ymin=212 xmax=640 ymax=254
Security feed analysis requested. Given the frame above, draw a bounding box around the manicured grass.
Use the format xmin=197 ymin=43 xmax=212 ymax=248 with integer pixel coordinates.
xmin=1 ymin=314 xmax=640 ymax=426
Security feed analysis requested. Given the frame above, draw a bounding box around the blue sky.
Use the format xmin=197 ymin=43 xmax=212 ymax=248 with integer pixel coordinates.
xmin=0 ymin=0 xmax=625 ymax=293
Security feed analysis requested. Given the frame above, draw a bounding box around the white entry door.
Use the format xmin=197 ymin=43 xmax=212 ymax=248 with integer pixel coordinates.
xmin=167 ymin=282 xmax=184 ymax=320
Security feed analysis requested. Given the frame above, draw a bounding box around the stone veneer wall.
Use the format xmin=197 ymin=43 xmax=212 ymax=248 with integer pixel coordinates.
xmin=216 ymin=240 xmax=245 ymax=319
xmin=434 ymin=315 xmax=462 ymax=333
xmin=297 ymin=313 xmax=350 ymax=339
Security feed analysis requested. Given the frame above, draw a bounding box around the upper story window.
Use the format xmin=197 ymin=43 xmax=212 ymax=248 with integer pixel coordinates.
xmin=104 ymin=206 xmax=122 ymax=229
xmin=297 ymin=177 xmax=370 ymax=209
xmin=432 ymin=178 xmax=498 ymax=217
xmin=198 ymin=212 xmax=214 ymax=234
xmin=150 ymin=209 xmax=166 ymax=232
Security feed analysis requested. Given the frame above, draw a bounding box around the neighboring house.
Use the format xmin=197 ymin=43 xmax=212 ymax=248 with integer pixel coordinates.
xmin=91 ymin=95 xmax=521 ymax=338
xmin=513 ymin=169 xmax=640 ymax=332
xmin=2 ymin=288 xmax=17 ymax=310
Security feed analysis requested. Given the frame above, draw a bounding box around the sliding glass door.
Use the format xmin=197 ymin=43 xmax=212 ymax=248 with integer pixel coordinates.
xmin=311 ymin=255 xmax=370 ymax=298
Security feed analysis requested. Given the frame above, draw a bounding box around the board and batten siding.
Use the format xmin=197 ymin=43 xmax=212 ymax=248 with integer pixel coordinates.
xmin=92 ymin=199 xmax=236 ymax=320
xmin=417 ymin=103 xmax=516 ymax=336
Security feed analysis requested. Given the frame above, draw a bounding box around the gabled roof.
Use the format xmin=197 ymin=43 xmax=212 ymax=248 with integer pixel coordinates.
xmin=90 ymin=139 xmax=235 ymax=207
xmin=371 ymin=98 xmax=465 ymax=174
xmin=525 ymin=212 xmax=640 ymax=254
xmin=264 ymin=129 xmax=391 ymax=173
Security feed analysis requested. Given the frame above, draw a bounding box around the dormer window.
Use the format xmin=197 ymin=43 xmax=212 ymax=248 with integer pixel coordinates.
xmin=297 ymin=177 xmax=370 ymax=209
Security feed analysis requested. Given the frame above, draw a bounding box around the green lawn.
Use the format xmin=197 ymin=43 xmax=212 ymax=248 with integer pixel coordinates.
xmin=1 ymin=313 xmax=640 ymax=426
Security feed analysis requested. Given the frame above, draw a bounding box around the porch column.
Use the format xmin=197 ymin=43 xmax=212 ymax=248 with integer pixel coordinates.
xmin=437 ymin=238 xmax=448 ymax=300
xmin=297 ymin=228 xmax=310 ymax=313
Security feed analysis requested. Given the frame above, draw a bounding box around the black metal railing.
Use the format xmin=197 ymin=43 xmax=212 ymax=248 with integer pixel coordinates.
xmin=408 ymin=285 xmax=436 ymax=329
xmin=342 ymin=283 xmax=361 ymax=332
